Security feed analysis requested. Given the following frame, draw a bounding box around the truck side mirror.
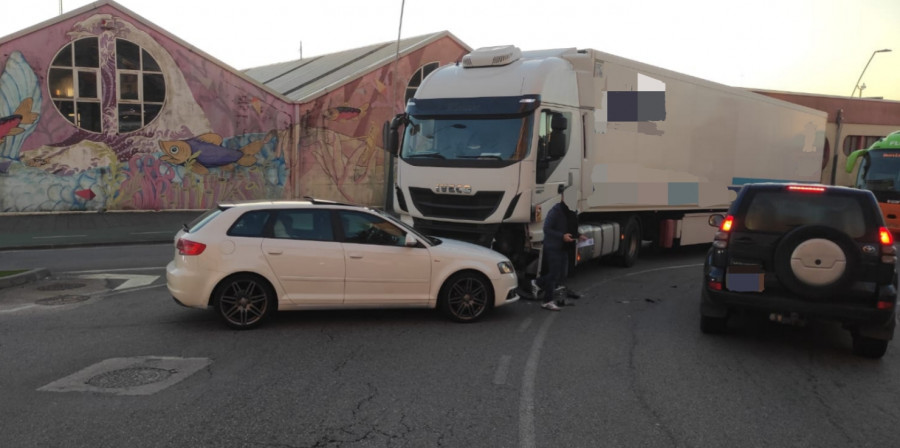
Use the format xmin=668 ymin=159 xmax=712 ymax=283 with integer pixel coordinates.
xmin=551 ymin=114 xmax=568 ymax=131
xmin=382 ymin=114 xmax=406 ymax=156
xmin=548 ymin=133 xmax=566 ymax=158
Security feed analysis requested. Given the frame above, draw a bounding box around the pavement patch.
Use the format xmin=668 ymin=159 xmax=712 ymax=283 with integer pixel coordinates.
xmin=38 ymin=356 xmax=211 ymax=396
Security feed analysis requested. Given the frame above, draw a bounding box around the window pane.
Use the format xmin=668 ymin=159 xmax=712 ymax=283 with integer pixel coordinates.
xmin=142 ymin=50 xmax=161 ymax=71
xmin=120 ymin=73 xmax=139 ymax=100
xmin=51 ymin=45 xmax=72 ymax=67
xmin=55 ymin=100 xmax=75 ymax=124
xmin=78 ymin=71 xmax=98 ymax=98
xmin=228 ymin=211 xmax=271 ymax=237
xmin=116 ymin=39 xmax=140 ymax=70
xmin=143 ymin=104 xmax=162 ymax=125
xmin=50 ymin=68 xmax=74 ymax=98
xmin=118 ymin=104 xmax=142 ymax=132
xmin=74 ymin=38 xmax=99 ymax=67
xmin=77 ymin=102 xmax=102 ymax=132
xmin=143 ymin=73 xmax=165 ymax=102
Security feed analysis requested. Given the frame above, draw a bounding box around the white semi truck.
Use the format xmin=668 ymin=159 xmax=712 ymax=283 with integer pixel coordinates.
xmin=384 ymin=45 xmax=827 ymax=274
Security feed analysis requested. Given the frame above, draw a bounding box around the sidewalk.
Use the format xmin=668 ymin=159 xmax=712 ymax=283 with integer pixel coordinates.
xmin=0 ymin=210 xmax=203 ymax=290
xmin=0 ymin=210 xmax=204 ymax=250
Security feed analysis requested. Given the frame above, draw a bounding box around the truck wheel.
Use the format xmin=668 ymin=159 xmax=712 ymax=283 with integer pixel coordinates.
xmin=615 ymin=217 xmax=641 ymax=267
xmin=852 ymin=334 xmax=889 ymax=359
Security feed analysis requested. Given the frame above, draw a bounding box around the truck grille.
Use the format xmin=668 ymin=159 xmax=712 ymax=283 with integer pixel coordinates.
xmin=408 ymin=187 xmax=504 ymax=221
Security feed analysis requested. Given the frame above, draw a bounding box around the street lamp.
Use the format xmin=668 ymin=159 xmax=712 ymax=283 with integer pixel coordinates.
xmin=851 ymin=49 xmax=891 ymax=97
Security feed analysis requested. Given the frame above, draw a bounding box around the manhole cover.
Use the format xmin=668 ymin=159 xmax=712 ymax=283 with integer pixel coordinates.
xmin=86 ymin=367 xmax=175 ymax=388
xmin=36 ymin=295 xmax=91 ymax=305
xmin=37 ymin=282 xmax=85 ymax=291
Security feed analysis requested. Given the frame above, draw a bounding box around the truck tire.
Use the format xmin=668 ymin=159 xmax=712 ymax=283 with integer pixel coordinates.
xmin=615 ymin=217 xmax=641 ymax=267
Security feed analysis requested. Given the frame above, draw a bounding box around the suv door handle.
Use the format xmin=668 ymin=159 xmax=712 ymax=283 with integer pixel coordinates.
xmin=348 ymin=252 xmax=363 ymax=259
xmin=267 ymin=249 xmax=284 ymax=255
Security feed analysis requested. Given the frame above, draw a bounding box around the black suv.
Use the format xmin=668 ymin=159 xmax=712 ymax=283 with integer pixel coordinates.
xmin=701 ymin=183 xmax=898 ymax=358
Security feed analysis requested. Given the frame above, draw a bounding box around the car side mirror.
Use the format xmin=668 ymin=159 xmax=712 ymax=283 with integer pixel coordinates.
xmin=404 ymin=233 xmax=420 ymax=247
xmin=708 ymin=214 xmax=724 ymax=227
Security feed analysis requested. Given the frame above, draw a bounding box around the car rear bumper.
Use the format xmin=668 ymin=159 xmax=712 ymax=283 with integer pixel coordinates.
xmin=166 ymin=261 xmax=214 ymax=309
xmin=702 ymin=285 xmax=897 ymax=326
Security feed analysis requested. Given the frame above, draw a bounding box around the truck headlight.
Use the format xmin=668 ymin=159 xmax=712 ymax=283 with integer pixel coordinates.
xmin=497 ymin=261 xmax=515 ymax=274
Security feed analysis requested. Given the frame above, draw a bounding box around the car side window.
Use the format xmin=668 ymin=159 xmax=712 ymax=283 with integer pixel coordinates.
xmin=271 ymin=210 xmax=334 ymax=241
xmin=339 ymin=211 xmax=406 ymax=247
xmin=227 ymin=210 xmax=271 ymax=237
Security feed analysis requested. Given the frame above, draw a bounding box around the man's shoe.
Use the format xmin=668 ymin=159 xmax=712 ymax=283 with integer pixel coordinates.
xmin=566 ymin=289 xmax=582 ymax=299
xmin=531 ymin=279 xmax=543 ymax=299
xmin=541 ymin=301 xmax=561 ymax=311
xmin=555 ymin=299 xmax=573 ymax=307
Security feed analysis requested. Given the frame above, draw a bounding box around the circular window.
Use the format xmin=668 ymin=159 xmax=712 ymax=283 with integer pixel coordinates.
xmin=48 ymin=37 xmax=166 ymax=133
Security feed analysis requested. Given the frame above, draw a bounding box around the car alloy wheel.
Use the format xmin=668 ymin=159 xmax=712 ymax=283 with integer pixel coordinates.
xmin=440 ymin=272 xmax=492 ymax=323
xmin=215 ymin=274 xmax=273 ymax=329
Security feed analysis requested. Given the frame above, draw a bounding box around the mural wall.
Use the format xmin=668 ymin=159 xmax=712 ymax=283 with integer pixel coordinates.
xmin=0 ymin=7 xmax=292 ymax=212
xmin=297 ymin=39 xmax=466 ymax=206
xmin=0 ymin=4 xmax=468 ymax=212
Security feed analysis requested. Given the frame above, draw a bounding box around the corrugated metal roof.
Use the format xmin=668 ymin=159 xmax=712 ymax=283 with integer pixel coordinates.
xmin=243 ymin=31 xmax=467 ymax=102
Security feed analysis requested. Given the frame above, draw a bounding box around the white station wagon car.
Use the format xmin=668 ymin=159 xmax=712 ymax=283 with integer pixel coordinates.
xmin=166 ymin=199 xmax=519 ymax=329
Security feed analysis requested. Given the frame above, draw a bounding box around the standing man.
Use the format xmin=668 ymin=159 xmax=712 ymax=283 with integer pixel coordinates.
xmin=531 ymin=186 xmax=585 ymax=311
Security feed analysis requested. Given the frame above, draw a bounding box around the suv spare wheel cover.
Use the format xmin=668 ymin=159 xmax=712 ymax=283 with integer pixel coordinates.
xmin=773 ymin=225 xmax=859 ymax=299
xmin=789 ymin=238 xmax=846 ymax=286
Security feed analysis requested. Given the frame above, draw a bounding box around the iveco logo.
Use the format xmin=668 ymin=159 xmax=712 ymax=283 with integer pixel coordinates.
xmin=434 ymin=184 xmax=474 ymax=195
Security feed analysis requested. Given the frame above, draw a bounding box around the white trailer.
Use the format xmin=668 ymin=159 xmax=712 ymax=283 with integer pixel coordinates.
xmin=384 ymin=45 xmax=827 ymax=273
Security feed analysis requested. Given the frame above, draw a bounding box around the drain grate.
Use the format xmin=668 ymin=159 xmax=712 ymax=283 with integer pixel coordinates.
xmin=37 ymin=282 xmax=85 ymax=291
xmin=36 ymin=295 xmax=90 ymax=305
xmin=86 ymin=367 xmax=176 ymax=388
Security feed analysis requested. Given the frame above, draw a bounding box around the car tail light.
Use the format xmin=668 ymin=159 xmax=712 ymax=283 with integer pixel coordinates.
xmin=713 ymin=215 xmax=733 ymax=249
xmin=707 ymin=279 xmax=723 ymax=291
xmin=177 ymin=238 xmax=207 ymax=256
xmin=876 ymin=300 xmax=894 ymax=310
xmin=787 ymin=185 xmax=826 ymax=193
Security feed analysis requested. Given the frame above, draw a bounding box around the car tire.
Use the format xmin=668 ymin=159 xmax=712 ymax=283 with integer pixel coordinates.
xmin=852 ymin=334 xmax=889 ymax=359
xmin=214 ymin=274 xmax=275 ymax=330
xmin=773 ymin=225 xmax=858 ymax=300
xmin=615 ymin=217 xmax=641 ymax=267
xmin=439 ymin=272 xmax=492 ymax=323
xmin=700 ymin=314 xmax=728 ymax=334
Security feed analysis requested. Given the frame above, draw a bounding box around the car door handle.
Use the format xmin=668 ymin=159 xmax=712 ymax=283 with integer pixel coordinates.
xmin=348 ymin=252 xmax=363 ymax=259
xmin=267 ymin=249 xmax=284 ymax=255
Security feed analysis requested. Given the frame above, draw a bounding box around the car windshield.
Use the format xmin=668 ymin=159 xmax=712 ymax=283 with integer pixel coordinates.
xmin=400 ymin=116 xmax=531 ymax=162
xmin=371 ymin=208 xmax=441 ymax=245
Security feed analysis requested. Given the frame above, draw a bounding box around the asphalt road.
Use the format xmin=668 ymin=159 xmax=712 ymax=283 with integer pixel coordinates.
xmin=1 ymin=244 xmax=898 ymax=447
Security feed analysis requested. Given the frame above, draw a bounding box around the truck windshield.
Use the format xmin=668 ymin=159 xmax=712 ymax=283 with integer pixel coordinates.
xmin=857 ymin=150 xmax=900 ymax=197
xmin=401 ymin=115 xmax=532 ymax=162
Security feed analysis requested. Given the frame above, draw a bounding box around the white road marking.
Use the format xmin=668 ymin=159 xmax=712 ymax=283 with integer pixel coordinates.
xmin=79 ymin=273 xmax=158 ymax=290
xmin=0 ymin=304 xmax=37 ymax=313
xmin=519 ymin=312 xmax=557 ymax=448
xmin=493 ymin=355 xmax=512 ymax=385
xmin=517 ymin=317 xmax=533 ymax=333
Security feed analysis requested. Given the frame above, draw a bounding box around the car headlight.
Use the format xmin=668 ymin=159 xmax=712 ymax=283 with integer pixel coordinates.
xmin=497 ymin=261 xmax=515 ymax=274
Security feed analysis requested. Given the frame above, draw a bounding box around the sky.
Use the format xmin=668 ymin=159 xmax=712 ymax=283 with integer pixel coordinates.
xmin=2 ymin=0 xmax=898 ymax=101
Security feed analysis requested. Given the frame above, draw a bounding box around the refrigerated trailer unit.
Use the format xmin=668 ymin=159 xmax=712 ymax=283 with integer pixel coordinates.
xmin=384 ymin=45 xmax=827 ymax=273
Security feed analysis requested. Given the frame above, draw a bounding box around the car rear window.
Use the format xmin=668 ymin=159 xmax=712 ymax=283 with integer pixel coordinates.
xmin=742 ymin=190 xmax=867 ymax=238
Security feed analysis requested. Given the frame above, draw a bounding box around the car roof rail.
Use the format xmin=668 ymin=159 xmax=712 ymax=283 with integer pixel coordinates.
xmin=303 ymin=196 xmax=354 ymax=206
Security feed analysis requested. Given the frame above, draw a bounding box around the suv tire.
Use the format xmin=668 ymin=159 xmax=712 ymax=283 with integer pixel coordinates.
xmin=773 ymin=225 xmax=859 ymax=300
xmin=852 ymin=334 xmax=889 ymax=359
xmin=700 ymin=314 xmax=728 ymax=334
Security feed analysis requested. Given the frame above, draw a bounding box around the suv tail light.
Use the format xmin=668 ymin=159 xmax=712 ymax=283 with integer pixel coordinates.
xmin=787 ymin=185 xmax=826 ymax=193
xmin=713 ymin=215 xmax=733 ymax=249
xmin=879 ymin=227 xmax=897 ymax=264
xmin=177 ymin=238 xmax=207 ymax=256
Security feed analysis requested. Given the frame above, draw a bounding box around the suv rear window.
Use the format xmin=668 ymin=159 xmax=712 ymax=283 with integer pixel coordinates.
xmin=742 ymin=191 xmax=866 ymax=238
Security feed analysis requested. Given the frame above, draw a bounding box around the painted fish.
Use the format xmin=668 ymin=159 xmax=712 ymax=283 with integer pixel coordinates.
xmin=0 ymin=98 xmax=38 ymax=144
xmin=159 ymin=132 xmax=275 ymax=175
xmin=323 ymin=104 xmax=369 ymax=121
